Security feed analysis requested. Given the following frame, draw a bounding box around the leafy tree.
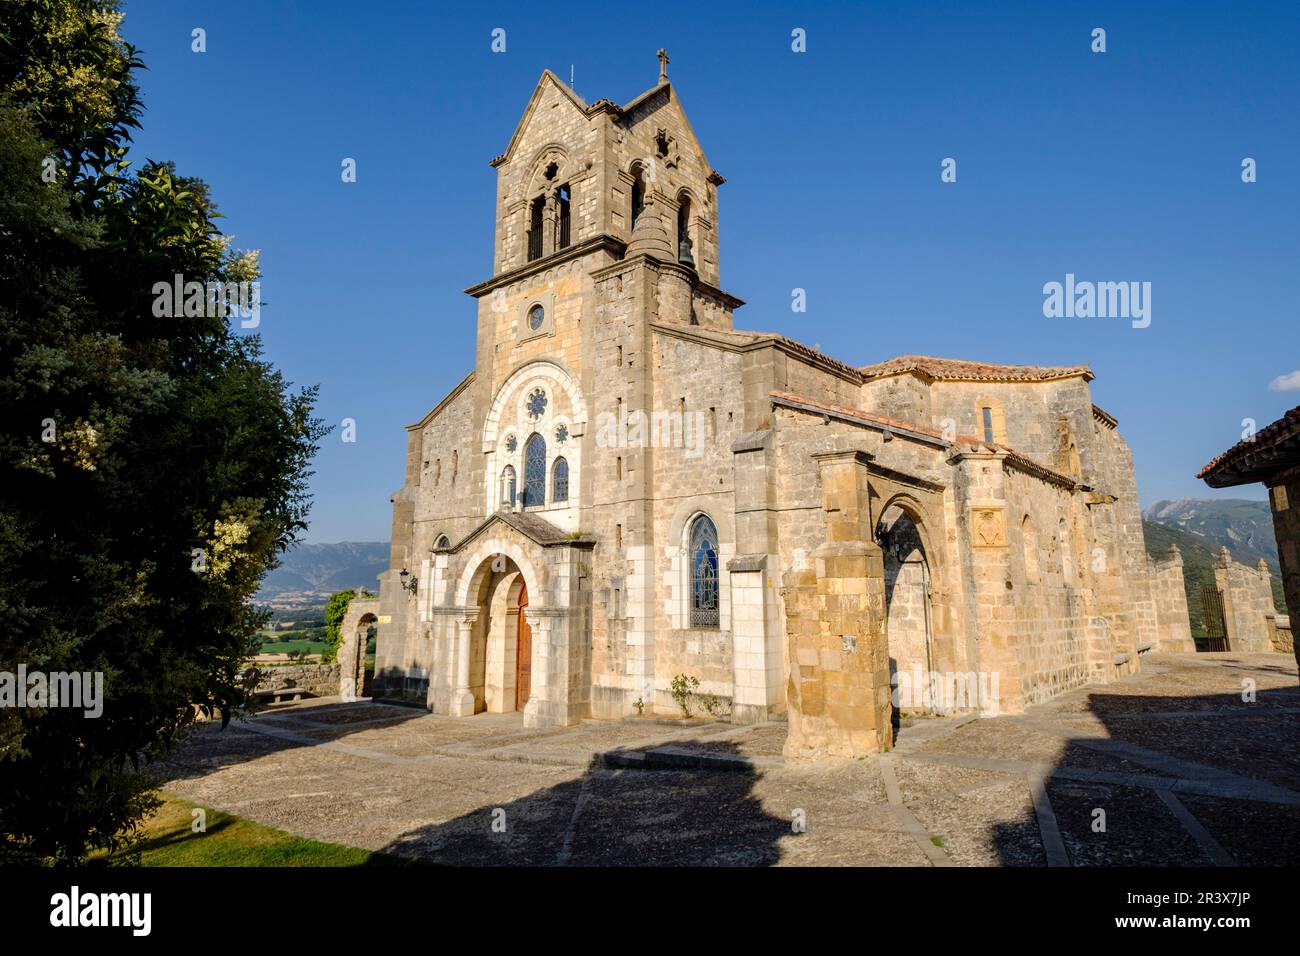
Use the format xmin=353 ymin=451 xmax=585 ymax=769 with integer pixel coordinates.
xmin=0 ymin=1 xmax=326 ymax=862
xmin=322 ymin=588 xmax=373 ymax=664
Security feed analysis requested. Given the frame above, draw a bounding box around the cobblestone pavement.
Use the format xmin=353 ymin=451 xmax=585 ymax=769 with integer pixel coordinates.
xmin=160 ymin=652 xmax=1300 ymax=866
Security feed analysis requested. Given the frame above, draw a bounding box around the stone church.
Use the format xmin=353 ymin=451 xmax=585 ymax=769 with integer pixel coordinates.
xmin=368 ymin=57 xmax=1192 ymax=757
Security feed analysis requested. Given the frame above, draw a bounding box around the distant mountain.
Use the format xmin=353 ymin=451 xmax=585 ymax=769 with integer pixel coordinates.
xmin=1142 ymin=498 xmax=1277 ymax=566
xmin=257 ymin=541 xmax=389 ymax=602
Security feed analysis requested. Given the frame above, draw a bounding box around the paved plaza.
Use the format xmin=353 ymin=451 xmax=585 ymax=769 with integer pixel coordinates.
xmin=161 ymin=652 xmax=1300 ymax=866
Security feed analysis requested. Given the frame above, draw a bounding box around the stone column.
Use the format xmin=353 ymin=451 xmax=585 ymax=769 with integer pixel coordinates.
xmin=449 ymin=612 xmax=478 ymax=716
xmin=782 ymin=450 xmax=892 ymax=759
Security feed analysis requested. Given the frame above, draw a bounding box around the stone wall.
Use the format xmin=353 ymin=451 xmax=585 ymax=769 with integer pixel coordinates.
xmin=1148 ymin=545 xmax=1196 ymax=652
xmin=1272 ymin=614 xmax=1293 ymax=655
xmin=254 ymin=663 xmax=340 ymax=698
xmin=1215 ymin=550 xmax=1280 ymax=652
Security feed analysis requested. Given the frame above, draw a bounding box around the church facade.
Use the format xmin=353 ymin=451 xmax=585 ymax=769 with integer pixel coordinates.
xmin=371 ymin=61 xmax=1192 ymax=757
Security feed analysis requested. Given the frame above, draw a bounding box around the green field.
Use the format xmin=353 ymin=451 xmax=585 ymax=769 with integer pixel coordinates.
xmin=258 ymin=637 xmax=325 ymax=656
xmin=95 ymin=793 xmax=415 ymax=866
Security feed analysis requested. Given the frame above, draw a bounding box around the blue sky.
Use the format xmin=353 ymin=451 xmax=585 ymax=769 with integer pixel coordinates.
xmin=119 ymin=0 xmax=1299 ymax=542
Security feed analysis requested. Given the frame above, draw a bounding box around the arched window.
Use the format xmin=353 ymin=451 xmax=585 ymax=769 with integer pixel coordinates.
xmin=527 ymin=196 xmax=544 ymax=261
xmin=689 ymin=515 xmax=719 ymax=628
xmin=557 ymin=184 xmax=571 ymax=249
xmin=434 ymin=534 xmax=451 ymax=550
xmin=552 ymin=457 xmax=569 ymax=502
xmin=676 ymin=194 xmax=693 ymax=264
xmin=500 ymin=465 xmax=517 ymax=509
xmin=630 ymin=166 xmax=646 ymax=228
xmin=524 ymin=433 xmax=546 ymax=507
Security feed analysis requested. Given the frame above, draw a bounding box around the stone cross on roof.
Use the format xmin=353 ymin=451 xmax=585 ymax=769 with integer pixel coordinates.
xmin=657 ymin=48 xmax=670 ymax=83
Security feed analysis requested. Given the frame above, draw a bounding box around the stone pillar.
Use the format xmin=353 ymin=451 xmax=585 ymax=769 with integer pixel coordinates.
xmin=729 ymin=430 xmax=782 ymax=723
xmin=449 ymin=612 xmax=478 ymax=716
xmin=953 ymin=449 xmax=1027 ymax=714
xmin=782 ymin=451 xmax=892 ymax=759
xmin=542 ymin=192 xmax=558 ymax=257
xmin=523 ymin=610 xmax=588 ymax=729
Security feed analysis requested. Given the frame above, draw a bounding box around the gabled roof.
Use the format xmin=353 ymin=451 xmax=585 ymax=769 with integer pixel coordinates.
xmin=491 ymin=70 xmax=591 ymax=168
xmin=859 ymin=355 xmax=1094 ymax=384
xmin=1197 ymin=405 xmax=1300 ymax=487
xmin=449 ymin=509 xmax=596 ymax=553
xmin=489 ymin=68 xmax=722 ymax=181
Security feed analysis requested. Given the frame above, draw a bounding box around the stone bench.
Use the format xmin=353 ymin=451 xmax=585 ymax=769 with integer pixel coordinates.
xmin=254 ymin=686 xmax=313 ymax=703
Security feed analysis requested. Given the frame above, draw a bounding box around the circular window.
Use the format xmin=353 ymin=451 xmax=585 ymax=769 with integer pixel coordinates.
xmin=528 ymin=304 xmax=545 ymax=331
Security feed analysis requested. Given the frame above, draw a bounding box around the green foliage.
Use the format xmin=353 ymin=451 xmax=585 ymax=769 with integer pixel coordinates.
xmin=0 ymin=1 xmax=325 ymax=862
xmin=323 ymin=590 xmax=354 ymax=664
xmin=670 ymin=674 xmax=699 ymax=718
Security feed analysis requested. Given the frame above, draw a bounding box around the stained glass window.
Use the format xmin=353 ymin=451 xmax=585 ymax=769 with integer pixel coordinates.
xmin=552 ymin=457 xmax=569 ymax=502
xmin=527 ymin=388 xmax=548 ymax=419
xmin=689 ymin=515 xmax=719 ymax=628
xmin=528 ymin=304 xmax=545 ymax=331
xmin=524 ymin=433 xmax=546 ymax=507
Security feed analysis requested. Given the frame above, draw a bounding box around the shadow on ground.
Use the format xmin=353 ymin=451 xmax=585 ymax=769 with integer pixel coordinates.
xmin=379 ymin=740 xmax=791 ymax=866
xmin=991 ymin=672 xmax=1300 ymax=867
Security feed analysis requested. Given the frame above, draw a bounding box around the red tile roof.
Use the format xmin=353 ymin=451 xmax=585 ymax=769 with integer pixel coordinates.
xmin=1197 ymin=405 xmax=1300 ymax=484
xmin=859 ymin=355 xmax=1094 ymax=384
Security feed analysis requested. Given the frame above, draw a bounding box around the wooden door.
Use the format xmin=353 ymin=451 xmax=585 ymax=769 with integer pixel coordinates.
xmin=515 ymin=582 xmax=532 ymax=710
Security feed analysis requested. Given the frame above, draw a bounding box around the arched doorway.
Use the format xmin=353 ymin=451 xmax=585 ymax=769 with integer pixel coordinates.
xmin=880 ymin=505 xmax=936 ymax=716
xmin=464 ymin=556 xmax=533 ymax=714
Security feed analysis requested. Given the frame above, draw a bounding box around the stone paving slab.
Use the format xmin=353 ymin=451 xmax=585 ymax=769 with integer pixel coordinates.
xmin=159 ymin=651 xmax=1300 ymax=866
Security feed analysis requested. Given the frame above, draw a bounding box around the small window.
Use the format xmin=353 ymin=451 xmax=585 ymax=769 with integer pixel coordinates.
xmin=434 ymin=535 xmax=451 ymax=550
xmin=631 ymin=167 xmax=646 ymax=228
xmin=982 ymin=407 xmax=994 ymax=445
xmin=528 ymin=304 xmax=545 ymax=331
xmin=557 ymin=184 xmax=571 ymax=249
xmin=527 ymin=196 xmax=544 ymax=261
xmin=552 ymin=457 xmax=569 ymax=502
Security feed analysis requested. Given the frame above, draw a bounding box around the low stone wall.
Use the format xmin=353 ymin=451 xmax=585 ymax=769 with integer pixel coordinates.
xmin=1271 ymin=614 xmax=1293 ymax=655
xmin=253 ymin=663 xmax=340 ymax=698
xmin=1149 ymin=545 xmax=1195 ymax=652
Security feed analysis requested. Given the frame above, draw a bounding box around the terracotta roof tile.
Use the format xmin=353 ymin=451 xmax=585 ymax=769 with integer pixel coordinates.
xmin=859 ymin=354 xmax=1094 ymax=384
xmin=1197 ymin=405 xmax=1300 ymax=480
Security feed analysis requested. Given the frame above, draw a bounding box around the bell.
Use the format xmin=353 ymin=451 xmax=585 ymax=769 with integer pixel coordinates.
xmin=678 ymin=237 xmax=695 ymax=267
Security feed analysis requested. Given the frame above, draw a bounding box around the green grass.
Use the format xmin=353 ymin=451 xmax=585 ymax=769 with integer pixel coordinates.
xmin=258 ymin=638 xmax=324 ymax=655
xmin=99 ymin=793 xmax=416 ymax=866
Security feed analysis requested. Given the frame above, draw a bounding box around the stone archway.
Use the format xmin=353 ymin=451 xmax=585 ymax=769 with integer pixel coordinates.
xmin=450 ymin=546 xmax=548 ymax=719
xmin=880 ymin=504 xmax=936 ymax=716
xmin=338 ymin=597 xmax=379 ymax=702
